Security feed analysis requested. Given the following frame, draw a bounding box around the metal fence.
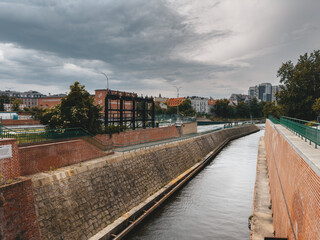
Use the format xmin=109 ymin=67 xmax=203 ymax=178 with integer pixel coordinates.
xmin=0 ymin=125 xmax=112 ymax=151
xmin=279 ymin=116 xmax=320 ymax=148
xmin=268 ymin=115 xmax=280 ymax=124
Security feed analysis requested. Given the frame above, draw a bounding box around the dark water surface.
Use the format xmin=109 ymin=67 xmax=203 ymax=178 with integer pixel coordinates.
xmin=126 ymin=129 xmax=264 ymax=240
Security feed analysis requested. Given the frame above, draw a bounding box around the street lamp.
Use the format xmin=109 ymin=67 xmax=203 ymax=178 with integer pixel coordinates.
xmin=100 ymin=72 xmax=109 ymax=90
xmin=173 ymin=86 xmax=182 ymax=118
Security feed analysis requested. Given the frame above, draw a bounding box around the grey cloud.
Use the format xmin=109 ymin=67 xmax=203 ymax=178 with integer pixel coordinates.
xmin=0 ymin=0 xmax=231 ymax=87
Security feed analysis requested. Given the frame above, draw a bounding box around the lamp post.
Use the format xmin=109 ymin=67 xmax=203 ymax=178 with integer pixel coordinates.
xmin=100 ymin=72 xmax=109 ymax=90
xmin=173 ymin=86 xmax=182 ymax=120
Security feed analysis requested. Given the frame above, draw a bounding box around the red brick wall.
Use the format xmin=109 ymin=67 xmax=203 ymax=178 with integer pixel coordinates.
xmin=265 ymin=120 xmax=320 ymax=239
xmin=0 ymin=178 xmax=41 ymax=240
xmin=19 ymin=139 xmax=107 ymax=176
xmin=97 ymin=125 xmax=180 ymax=147
xmin=2 ymin=119 xmax=40 ymax=126
xmin=0 ymin=139 xmax=20 ymax=181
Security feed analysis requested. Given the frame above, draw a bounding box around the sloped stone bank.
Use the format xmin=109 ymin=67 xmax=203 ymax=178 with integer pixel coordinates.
xmin=31 ymin=125 xmax=258 ymax=240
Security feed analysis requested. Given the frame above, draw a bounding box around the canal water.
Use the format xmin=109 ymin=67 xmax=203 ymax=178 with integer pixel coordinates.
xmin=126 ymin=128 xmax=264 ymax=240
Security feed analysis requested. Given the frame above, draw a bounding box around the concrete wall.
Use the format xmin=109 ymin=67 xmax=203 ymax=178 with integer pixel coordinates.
xmin=19 ymin=139 xmax=108 ymax=176
xmin=0 ymin=178 xmax=41 ymax=240
xmin=178 ymin=121 xmax=197 ymax=135
xmin=30 ymin=125 xmax=258 ymax=240
xmin=96 ymin=125 xmax=180 ymax=147
xmin=265 ymin=120 xmax=320 ymax=239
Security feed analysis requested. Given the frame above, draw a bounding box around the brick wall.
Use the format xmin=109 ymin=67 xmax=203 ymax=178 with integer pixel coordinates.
xmin=31 ymin=125 xmax=258 ymax=239
xmin=0 ymin=139 xmax=20 ymax=181
xmin=0 ymin=178 xmax=41 ymax=240
xmin=97 ymin=125 xmax=180 ymax=147
xmin=1 ymin=119 xmax=41 ymax=126
xmin=19 ymin=139 xmax=108 ymax=176
xmin=265 ymin=120 xmax=320 ymax=239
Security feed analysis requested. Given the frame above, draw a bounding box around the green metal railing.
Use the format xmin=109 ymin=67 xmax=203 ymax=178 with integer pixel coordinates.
xmin=0 ymin=125 xmax=112 ymax=151
xmin=268 ymin=115 xmax=280 ymax=124
xmin=279 ymin=116 xmax=320 ymax=148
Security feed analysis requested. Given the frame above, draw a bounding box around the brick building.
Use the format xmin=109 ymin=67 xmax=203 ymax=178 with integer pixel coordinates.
xmin=38 ymin=94 xmax=66 ymax=108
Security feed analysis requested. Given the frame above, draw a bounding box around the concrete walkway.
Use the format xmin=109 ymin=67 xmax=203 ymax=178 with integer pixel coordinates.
xmin=250 ymin=137 xmax=274 ymax=240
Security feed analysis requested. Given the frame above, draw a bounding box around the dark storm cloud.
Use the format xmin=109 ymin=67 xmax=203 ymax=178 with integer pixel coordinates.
xmin=0 ymin=0 xmax=231 ymax=87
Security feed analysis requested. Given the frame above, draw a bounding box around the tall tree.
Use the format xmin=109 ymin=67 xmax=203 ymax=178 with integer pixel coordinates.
xmin=41 ymin=82 xmax=102 ymax=133
xmin=277 ymin=50 xmax=320 ymax=120
xmin=213 ymin=99 xmax=234 ymax=118
xmin=235 ymin=102 xmax=249 ymax=118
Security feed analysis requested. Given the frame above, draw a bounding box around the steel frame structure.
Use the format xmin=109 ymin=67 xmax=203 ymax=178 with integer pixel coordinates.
xmin=104 ymin=91 xmax=155 ymax=130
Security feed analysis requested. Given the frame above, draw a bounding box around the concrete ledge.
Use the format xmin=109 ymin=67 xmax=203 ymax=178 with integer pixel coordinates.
xmin=250 ymin=137 xmax=274 ymax=240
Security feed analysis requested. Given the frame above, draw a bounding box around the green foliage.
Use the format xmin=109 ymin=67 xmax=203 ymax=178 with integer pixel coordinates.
xmin=0 ymin=95 xmax=10 ymax=111
xmin=277 ymin=50 xmax=320 ymax=120
xmin=154 ymin=103 xmax=164 ymax=115
xmin=212 ymin=99 xmax=234 ymax=118
xmin=165 ymin=99 xmax=195 ymax=116
xmin=103 ymin=125 xmax=128 ymax=136
xmin=12 ymin=98 xmax=23 ymax=112
xmin=179 ymin=99 xmax=196 ymax=116
xmin=30 ymin=106 xmax=45 ymax=120
xmin=40 ymin=82 xmax=102 ymax=133
xmin=236 ymin=102 xmax=250 ymax=118
xmin=263 ymin=102 xmax=281 ymax=118
xmin=249 ymin=98 xmax=265 ymax=118
xmin=312 ymin=98 xmax=320 ymax=118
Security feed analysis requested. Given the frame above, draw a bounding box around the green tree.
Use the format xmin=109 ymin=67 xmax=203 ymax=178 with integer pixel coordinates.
xmin=277 ymin=50 xmax=320 ymax=120
xmin=41 ymin=82 xmax=102 ymax=133
xmin=12 ymin=98 xmax=23 ymax=112
xmin=263 ymin=102 xmax=281 ymax=118
xmin=312 ymin=98 xmax=320 ymax=120
xmin=213 ymin=99 xmax=234 ymax=118
xmin=235 ymin=102 xmax=249 ymax=118
xmin=179 ymin=99 xmax=196 ymax=116
xmin=249 ymin=98 xmax=262 ymax=118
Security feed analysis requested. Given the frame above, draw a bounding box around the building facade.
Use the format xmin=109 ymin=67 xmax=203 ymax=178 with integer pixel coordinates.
xmin=166 ymin=97 xmax=185 ymax=107
xmin=0 ymin=90 xmax=44 ymax=108
xmin=188 ymin=96 xmax=209 ymax=114
xmin=248 ymin=83 xmax=279 ymax=102
xmin=38 ymin=94 xmax=67 ymax=108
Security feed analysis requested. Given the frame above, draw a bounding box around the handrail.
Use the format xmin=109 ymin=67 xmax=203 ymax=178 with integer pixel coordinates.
xmin=279 ymin=116 xmax=319 ymax=148
xmin=0 ymin=126 xmax=112 ymax=151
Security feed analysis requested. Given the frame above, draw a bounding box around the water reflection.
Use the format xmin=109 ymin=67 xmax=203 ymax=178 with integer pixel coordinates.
xmin=126 ymin=129 xmax=264 ymax=240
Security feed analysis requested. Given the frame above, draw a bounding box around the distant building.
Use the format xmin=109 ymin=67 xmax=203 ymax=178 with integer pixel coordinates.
xmin=154 ymin=94 xmax=168 ymax=110
xmin=207 ymin=98 xmax=216 ymax=114
xmin=38 ymin=94 xmax=67 ymax=108
xmin=229 ymin=94 xmax=252 ymax=106
xmin=272 ymin=86 xmax=279 ymax=102
xmin=167 ymin=97 xmax=185 ymax=107
xmin=0 ymin=90 xmax=44 ymax=108
xmin=248 ymin=83 xmax=279 ymax=102
xmin=94 ymin=89 xmax=137 ymax=118
xmin=188 ymin=96 xmax=209 ymax=114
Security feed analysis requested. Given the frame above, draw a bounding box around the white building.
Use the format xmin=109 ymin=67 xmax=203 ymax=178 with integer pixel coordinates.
xmin=188 ymin=96 xmax=209 ymax=114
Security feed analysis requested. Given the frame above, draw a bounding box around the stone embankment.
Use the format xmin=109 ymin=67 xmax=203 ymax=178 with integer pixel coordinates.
xmin=29 ymin=125 xmax=258 ymax=240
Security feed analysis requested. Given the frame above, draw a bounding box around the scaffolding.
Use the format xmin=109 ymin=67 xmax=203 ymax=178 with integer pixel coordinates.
xmin=104 ymin=91 xmax=155 ymax=130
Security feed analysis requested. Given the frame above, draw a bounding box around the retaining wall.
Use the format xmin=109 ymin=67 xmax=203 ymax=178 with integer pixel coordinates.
xmin=96 ymin=125 xmax=180 ymax=147
xmin=2 ymin=119 xmax=40 ymax=126
xmin=264 ymin=120 xmax=320 ymax=239
xmin=31 ymin=125 xmax=258 ymax=240
xmin=0 ymin=178 xmax=41 ymax=240
xmin=19 ymin=139 xmax=108 ymax=176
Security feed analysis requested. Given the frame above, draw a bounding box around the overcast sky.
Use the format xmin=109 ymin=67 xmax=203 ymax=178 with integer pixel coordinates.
xmin=0 ymin=0 xmax=320 ymax=98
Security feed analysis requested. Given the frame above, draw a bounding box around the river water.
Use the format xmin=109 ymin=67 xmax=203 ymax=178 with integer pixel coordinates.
xmin=126 ymin=128 xmax=264 ymax=240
